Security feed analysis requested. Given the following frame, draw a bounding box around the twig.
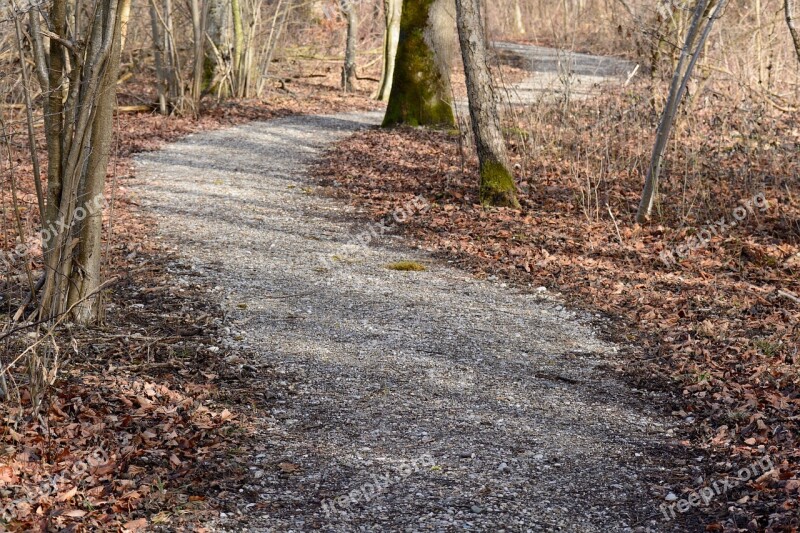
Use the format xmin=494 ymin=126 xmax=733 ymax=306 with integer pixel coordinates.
xmin=778 ymin=289 xmax=800 ymax=305
xmin=624 ymin=64 xmax=640 ymax=86
xmin=606 ymin=204 xmax=624 ymax=245
xmin=38 ymin=29 xmax=77 ymax=52
xmin=261 ymin=291 xmax=315 ymax=300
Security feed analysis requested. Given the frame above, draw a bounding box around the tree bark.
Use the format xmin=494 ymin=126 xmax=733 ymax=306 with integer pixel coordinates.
xmin=43 ymin=0 xmax=67 ymax=255
xmin=382 ymin=0 xmax=456 ymax=127
xmin=636 ymin=0 xmax=725 ymax=223
xmin=231 ymin=0 xmax=245 ymax=85
xmin=67 ymin=0 xmax=131 ymax=323
xmin=513 ymin=0 xmax=525 ymax=35
xmin=376 ymin=0 xmax=401 ymax=101
xmin=40 ymin=0 xmax=121 ymax=318
xmin=785 ymin=0 xmax=800 ymax=64
xmin=148 ymin=0 xmax=169 ymax=112
xmin=455 ymin=0 xmax=518 ymax=207
xmin=205 ymin=0 xmax=230 ymax=96
xmin=341 ymin=0 xmax=358 ymax=92
xmin=190 ymin=0 xmax=204 ymax=113
xmin=162 ymin=0 xmax=182 ymax=109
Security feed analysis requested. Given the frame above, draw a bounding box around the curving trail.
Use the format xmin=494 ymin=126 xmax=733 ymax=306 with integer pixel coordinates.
xmin=132 ymin=47 xmax=678 ymax=533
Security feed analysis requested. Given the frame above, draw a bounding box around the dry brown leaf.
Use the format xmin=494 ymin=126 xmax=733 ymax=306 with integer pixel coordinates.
xmin=57 ymin=486 xmax=78 ymax=502
xmin=123 ymin=517 xmax=148 ymax=531
xmin=278 ymin=462 xmax=299 ymax=473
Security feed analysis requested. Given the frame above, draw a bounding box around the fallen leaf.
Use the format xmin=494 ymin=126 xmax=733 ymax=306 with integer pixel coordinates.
xmin=123 ymin=517 xmax=148 ymax=531
xmin=57 ymin=486 xmax=78 ymax=502
xmin=278 ymin=462 xmax=299 ymax=473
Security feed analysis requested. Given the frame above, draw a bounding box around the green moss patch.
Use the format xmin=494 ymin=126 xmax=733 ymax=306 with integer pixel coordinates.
xmin=385 ymin=260 xmax=427 ymax=272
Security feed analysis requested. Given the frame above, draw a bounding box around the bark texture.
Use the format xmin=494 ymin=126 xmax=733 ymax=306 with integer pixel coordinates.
xmin=376 ymin=0 xmax=402 ymax=101
xmin=148 ymin=0 xmax=169 ymax=112
xmin=636 ymin=0 xmax=726 ymax=223
xmin=382 ymin=0 xmax=456 ymax=127
xmin=205 ymin=0 xmax=230 ymax=96
xmin=786 ymin=0 xmax=800 ymax=64
xmin=231 ymin=0 xmax=244 ymax=77
xmin=34 ymin=0 xmax=131 ymax=321
xmin=67 ymin=0 xmax=132 ymax=322
xmin=455 ymin=0 xmax=518 ymax=207
xmin=189 ymin=0 xmax=204 ymax=112
xmin=341 ymin=0 xmax=358 ymax=92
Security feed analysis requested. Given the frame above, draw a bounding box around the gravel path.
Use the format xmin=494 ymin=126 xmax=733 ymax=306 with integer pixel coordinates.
xmin=132 ymin=53 xmax=675 ymax=533
xmin=494 ymin=41 xmax=638 ymax=103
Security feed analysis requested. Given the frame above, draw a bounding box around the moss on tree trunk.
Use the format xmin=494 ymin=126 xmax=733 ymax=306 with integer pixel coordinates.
xmin=455 ymin=0 xmax=519 ymax=208
xmin=479 ymin=159 xmax=520 ymax=208
xmin=382 ymin=0 xmax=455 ymax=128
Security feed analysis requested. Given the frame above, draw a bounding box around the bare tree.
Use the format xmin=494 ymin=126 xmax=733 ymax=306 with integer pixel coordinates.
xmin=148 ymin=0 xmax=170 ymax=112
xmin=341 ymin=0 xmax=358 ymax=92
xmin=455 ymin=0 xmax=519 ymax=207
xmin=68 ymin=0 xmax=132 ymax=321
xmin=161 ymin=0 xmax=184 ymax=110
xmin=376 ymin=0 xmax=402 ymax=100
xmin=29 ymin=0 xmax=132 ymax=321
xmin=190 ymin=0 xmax=205 ymax=112
xmin=785 ymin=0 xmax=800 ymax=64
xmin=513 ymin=0 xmax=525 ymax=35
xmin=636 ymin=0 xmax=726 ymax=223
xmin=231 ymin=0 xmax=245 ymax=90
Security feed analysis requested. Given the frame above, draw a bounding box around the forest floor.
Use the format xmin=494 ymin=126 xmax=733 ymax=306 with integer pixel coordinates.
xmin=0 ymin=43 xmax=796 ymax=532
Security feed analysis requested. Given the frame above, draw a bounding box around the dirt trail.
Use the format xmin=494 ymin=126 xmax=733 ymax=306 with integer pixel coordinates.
xmin=133 ymin=47 xmax=678 ymax=533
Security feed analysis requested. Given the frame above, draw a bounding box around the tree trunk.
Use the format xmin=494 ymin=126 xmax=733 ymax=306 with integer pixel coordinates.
xmin=786 ymin=0 xmax=800 ymax=64
xmin=39 ymin=0 xmax=122 ymax=319
xmin=148 ymin=0 xmax=169 ymax=112
xmin=43 ymin=0 xmax=67 ymax=255
xmin=382 ymin=0 xmax=456 ymax=127
xmin=162 ymin=0 xmax=182 ymax=109
xmin=636 ymin=0 xmax=725 ymax=223
xmin=455 ymin=0 xmax=518 ymax=207
xmin=341 ymin=0 xmax=358 ymax=92
xmin=231 ymin=0 xmax=245 ymax=88
xmin=190 ymin=0 xmax=204 ymax=113
xmin=513 ymin=0 xmax=525 ymax=35
xmin=205 ymin=0 xmax=230 ymax=96
xmin=66 ymin=0 xmax=131 ymax=323
xmin=376 ymin=0 xmax=401 ymax=101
